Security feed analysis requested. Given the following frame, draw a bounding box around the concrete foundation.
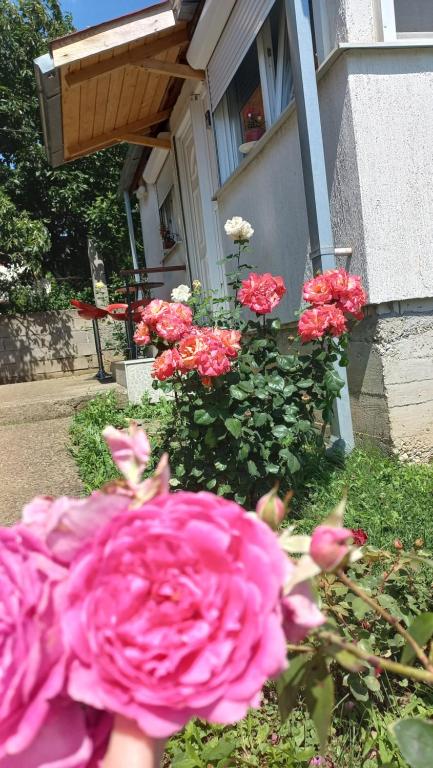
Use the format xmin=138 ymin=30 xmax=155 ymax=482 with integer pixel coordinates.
xmin=348 ymin=299 xmax=433 ymax=461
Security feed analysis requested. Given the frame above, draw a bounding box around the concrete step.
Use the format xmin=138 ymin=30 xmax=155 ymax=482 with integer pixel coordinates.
xmin=0 ymin=373 xmax=127 ymax=426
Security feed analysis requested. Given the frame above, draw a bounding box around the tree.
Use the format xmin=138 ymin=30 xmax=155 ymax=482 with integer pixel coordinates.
xmin=0 ymin=0 xmax=141 ymax=279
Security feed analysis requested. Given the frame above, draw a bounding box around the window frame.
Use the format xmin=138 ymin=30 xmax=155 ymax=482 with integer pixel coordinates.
xmin=379 ymin=0 xmax=433 ymax=41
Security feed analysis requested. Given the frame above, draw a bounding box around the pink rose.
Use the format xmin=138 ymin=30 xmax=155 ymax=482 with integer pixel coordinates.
xmin=238 ymin=273 xmax=286 ymax=315
xmin=103 ymin=423 xmax=151 ymax=485
xmin=133 ymin=321 xmax=151 ymax=347
xmin=0 ymin=700 xmax=112 ymax=768
xmin=22 ymin=493 xmax=128 ymax=565
xmin=196 ymin=346 xmax=231 ymax=377
xmin=282 ymin=580 xmax=325 ymax=643
xmin=298 ymin=304 xmax=347 ymax=343
xmin=0 ymin=527 xmax=67 ymax=760
xmin=62 ymin=492 xmax=288 ymax=738
xmin=302 ymin=275 xmax=333 ymax=305
xmin=140 ymin=299 xmax=170 ymax=327
xmin=152 ymin=348 xmax=184 ymax=381
xmin=310 ymin=525 xmax=353 ymax=571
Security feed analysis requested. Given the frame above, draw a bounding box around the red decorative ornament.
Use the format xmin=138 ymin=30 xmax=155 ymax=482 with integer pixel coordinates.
xmin=70 ymin=299 xmax=109 ymax=321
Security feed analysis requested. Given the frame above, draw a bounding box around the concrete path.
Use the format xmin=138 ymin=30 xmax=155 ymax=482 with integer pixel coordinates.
xmin=0 ymin=374 xmax=125 ymax=525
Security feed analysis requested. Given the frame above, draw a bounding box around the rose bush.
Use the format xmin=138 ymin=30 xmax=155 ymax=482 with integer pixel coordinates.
xmin=140 ymin=218 xmax=366 ymax=506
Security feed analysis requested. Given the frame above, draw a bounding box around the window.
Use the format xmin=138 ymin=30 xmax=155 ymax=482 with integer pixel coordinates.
xmin=159 ymin=188 xmax=178 ymax=253
xmin=394 ymin=0 xmax=433 ymax=38
xmin=213 ymin=0 xmax=294 ymax=185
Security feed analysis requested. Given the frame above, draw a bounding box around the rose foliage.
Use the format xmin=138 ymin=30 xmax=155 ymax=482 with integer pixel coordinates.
xmin=135 ymin=218 xmax=367 ymax=506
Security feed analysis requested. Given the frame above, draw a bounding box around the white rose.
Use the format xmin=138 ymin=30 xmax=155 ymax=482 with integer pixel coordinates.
xmin=171 ymin=284 xmax=191 ymax=303
xmin=224 ymin=216 xmax=254 ymax=242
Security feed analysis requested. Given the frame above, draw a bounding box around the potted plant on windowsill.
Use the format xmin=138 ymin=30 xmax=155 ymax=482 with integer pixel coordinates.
xmin=244 ymin=110 xmax=265 ymax=143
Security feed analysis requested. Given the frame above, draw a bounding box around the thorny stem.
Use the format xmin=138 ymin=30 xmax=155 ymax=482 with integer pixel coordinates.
xmin=318 ymin=630 xmax=433 ymax=686
xmin=337 ymin=569 xmax=433 ymax=674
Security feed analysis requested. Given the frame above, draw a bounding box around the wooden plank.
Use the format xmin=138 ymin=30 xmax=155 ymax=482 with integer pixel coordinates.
xmin=92 ymin=50 xmax=115 ymax=138
xmin=103 ymin=68 xmax=125 ymax=134
xmin=127 ymin=67 xmax=151 ymax=124
xmin=52 ymin=5 xmax=175 ymax=67
xmin=114 ymin=64 xmax=140 ymax=129
xmin=139 ymin=48 xmax=177 ymax=120
xmin=62 ymin=61 xmax=81 ymax=157
xmin=78 ymin=66 xmax=98 ymax=143
xmin=65 ymin=26 xmax=190 ymax=88
xmin=117 ymin=134 xmax=172 ymax=149
xmin=137 ymin=58 xmax=204 ymax=80
xmin=67 ymin=109 xmax=172 ymax=157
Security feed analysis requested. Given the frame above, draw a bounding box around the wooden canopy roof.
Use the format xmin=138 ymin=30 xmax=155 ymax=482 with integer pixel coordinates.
xmin=46 ymin=1 xmax=204 ymax=164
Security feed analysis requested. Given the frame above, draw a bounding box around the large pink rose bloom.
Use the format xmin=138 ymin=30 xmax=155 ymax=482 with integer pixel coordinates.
xmin=63 ymin=492 xmax=288 ymax=738
xmin=0 ymin=527 xmax=66 ymax=759
xmin=238 ymin=273 xmax=286 ymax=315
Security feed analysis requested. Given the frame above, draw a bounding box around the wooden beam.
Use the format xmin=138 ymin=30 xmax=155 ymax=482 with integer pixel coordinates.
xmin=118 ymin=134 xmax=172 ymax=149
xmin=65 ymin=27 xmax=190 ymax=88
xmin=137 ymin=57 xmax=205 ymax=81
xmin=66 ymin=109 xmax=171 ymax=157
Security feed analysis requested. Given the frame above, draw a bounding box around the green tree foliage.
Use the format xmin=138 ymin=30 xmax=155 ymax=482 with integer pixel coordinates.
xmin=0 ymin=188 xmax=50 ymax=272
xmin=0 ymin=0 xmax=141 ymax=277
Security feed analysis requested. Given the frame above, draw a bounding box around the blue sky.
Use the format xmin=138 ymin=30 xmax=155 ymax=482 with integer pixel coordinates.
xmin=62 ymin=0 xmax=157 ymax=30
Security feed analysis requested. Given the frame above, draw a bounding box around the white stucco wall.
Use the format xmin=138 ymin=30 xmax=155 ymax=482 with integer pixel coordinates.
xmin=348 ymin=48 xmax=433 ymax=304
xmin=216 ymin=44 xmax=433 ymax=317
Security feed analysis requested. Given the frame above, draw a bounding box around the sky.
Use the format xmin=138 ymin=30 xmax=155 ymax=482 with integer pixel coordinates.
xmin=62 ymin=0 xmax=158 ymax=30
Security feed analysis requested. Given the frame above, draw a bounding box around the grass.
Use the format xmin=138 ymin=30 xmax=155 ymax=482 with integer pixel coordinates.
xmin=292 ymin=446 xmax=433 ymax=550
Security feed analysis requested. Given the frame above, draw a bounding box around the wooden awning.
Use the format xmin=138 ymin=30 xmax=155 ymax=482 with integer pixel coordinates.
xmin=46 ymin=1 xmax=204 ymax=163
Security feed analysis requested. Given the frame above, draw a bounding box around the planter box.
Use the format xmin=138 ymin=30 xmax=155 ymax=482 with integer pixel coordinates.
xmin=112 ymin=358 xmax=164 ymax=404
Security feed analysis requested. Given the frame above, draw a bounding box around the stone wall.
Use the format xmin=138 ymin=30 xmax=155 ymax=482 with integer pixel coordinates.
xmin=348 ymin=300 xmax=433 ymax=461
xmin=0 ymin=310 xmax=119 ymax=384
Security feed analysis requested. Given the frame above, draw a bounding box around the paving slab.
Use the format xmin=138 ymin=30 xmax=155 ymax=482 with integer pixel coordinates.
xmin=0 ymin=373 xmax=127 ymax=524
xmin=0 ymin=417 xmax=83 ymax=525
xmin=0 ymin=374 xmax=126 ymax=425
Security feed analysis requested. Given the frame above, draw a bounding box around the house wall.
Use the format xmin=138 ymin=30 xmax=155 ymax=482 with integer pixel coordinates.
xmin=0 ymin=311 xmax=117 ymax=384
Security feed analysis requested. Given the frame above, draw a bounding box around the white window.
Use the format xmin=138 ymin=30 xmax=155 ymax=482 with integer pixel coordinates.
xmin=212 ymin=0 xmax=294 ymax=185
xmin=379 ymin=0 xmax=433 ymax=41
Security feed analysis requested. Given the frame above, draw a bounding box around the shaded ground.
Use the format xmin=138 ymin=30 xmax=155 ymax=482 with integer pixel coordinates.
xmin=0 ymin=417 xmax=82 ymax=524
xmin=0 ymin=374 xmax=125 ymax=524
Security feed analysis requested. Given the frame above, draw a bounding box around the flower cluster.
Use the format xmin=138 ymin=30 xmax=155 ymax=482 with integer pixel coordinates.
xmin=133 ymin=297 xmax=242 ymax=385
xmin=153 ymin=326 xmax=242 ymax=383
xmin=238 ymin=272 xmax=286 ymax=315
xmin=0 ymin=424 xmax=348 ymax=766
xmin=298 ymin=268 xmax=366 ymax=343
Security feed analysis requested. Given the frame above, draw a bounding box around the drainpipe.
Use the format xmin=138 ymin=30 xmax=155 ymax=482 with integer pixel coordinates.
xmin=285 ymin=0 xmax=355 ymax=452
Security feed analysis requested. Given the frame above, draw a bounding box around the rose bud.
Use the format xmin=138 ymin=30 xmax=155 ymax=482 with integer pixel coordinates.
xmin=394 ymin=539 xmax=404 ymax=551
xmin=414 ymin=538 xmax=424 ymax=549
xmin=310 ymin=525 xmax=353 ymax=572
xmin=256 ymin=487 xmax=287 ymax=530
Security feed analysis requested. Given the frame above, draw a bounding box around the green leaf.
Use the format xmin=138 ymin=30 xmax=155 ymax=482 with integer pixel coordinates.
xmin=324 ymin=369 xmax=344 ymax=396
xmin=247 ymin=459 xmax=259 ymax=477
xmin=304 ymin=657 xmax=335 ymax=753
xmin=271 ymin=318 xmax=281 ymax=330
xmin=202 ymin=739 xmax=236 ymax=762
xmin=277 ymin=355 xmax=297 ymax=372
xmin=401 ymin=613 xmax=433 ymax=665
xmin=365 ymin=675 xmax=381 ymax=693
xmin=238 ymin=443 xmax=250 ymax=461
xmin=280 ymin=449 xmax=301 ymax=474
xmin=230 ymin=385 xmax=248 ymax=401
xmin=253 ymin=412 xmax=268 ymax=427
xmin=296 ymin=378 xmax=314 ymax=389
xmin=225 ymin=418 xmax=242 ymax=439
xmin=273 ymin=424 xmax=290 ymax=440
xmin=266 ymin=463 xmax=280 ymax=474
xmin=267 ymin=375 xmax=285 ymax=394
xmin=334 ymin=650 xmax=366 ymax=673
xmin=238 ymin=379 xmax=254 ymax=393
xmin=194 ymin=409 xmax=216 ymax=426
xmin=277 ymin=654 xmax=310 ymax=720
xmin=392 ymin=719 xmax=433 ymax=768
xmin=204 ymin=428 xmax=217 ymax=448
xmin=348 ymin=674 xmax=369 ymax=702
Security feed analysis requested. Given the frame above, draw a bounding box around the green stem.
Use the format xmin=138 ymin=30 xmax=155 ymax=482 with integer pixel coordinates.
xmin=337 ymin=569 xmax=433 ymax=673
xmin=318 ymin=630 xmax=433 ymax=685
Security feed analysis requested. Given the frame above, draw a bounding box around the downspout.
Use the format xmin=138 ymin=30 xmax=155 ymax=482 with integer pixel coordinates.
xmin=285 ymin=0 xmax=355 ymax=452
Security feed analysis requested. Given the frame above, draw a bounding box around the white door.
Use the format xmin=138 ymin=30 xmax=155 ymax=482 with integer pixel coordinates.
xmin=176 ymin=112 xmax=210 ymax=290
